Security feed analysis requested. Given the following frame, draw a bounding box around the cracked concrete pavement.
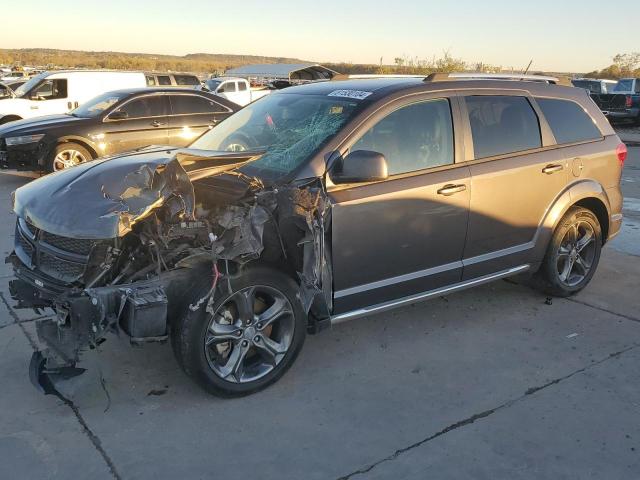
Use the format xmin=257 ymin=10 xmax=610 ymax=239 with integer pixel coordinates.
xmin=0 ymin=147 xmax=639 ymax=479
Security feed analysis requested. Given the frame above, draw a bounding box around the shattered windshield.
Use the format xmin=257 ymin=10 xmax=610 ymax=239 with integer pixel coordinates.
xmin=190 ymin=93 xmax=361 ymax=178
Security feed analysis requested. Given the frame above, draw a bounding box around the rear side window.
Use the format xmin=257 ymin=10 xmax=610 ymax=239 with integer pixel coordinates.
xmin=114 ymin=96 xmax=166 ymax=119
xmin=170 ymin=95 xmax=226 ymax=114
xmin=465 ymin=96 xmax=541 ymax=159
xmin=351 ymin=98 xmax=454 ymax=175
xmin=157 ymin=75 xmax=172 ymax=86
xmin=174 ymin=75 xmax=200 ymax=86
xmin=535 ymin=98 xmax=602 ymax=144
xmin=238 ymin=81 xmax=247 ymax=91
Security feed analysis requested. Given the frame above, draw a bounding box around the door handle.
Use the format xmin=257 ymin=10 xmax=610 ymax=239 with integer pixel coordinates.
xmin=151 ymin=120 xmax=166 ymax=127
xmin=437 ymin=184 xmax=467 ymax=196
xmin=542 ymin=164 xmax=564 ymax=174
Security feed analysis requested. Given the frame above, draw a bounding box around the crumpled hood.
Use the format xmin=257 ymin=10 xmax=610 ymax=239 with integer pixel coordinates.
xmin=13 ymin=147 xmax=262 ymax=239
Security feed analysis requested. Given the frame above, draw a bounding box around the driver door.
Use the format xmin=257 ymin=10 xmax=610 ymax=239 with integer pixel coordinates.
xmin=27 ymin=78 xmax=70 ymax=116
xmin=329 ymin=94 xmax=471 ymax=313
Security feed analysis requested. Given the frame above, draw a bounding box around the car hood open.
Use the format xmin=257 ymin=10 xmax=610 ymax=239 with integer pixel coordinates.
xmin=13 ymin=147 xmax=263 ymax=239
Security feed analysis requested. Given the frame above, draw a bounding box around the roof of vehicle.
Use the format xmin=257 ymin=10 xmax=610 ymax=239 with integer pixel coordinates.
xmin=225 ymin=63 xmax=338 ymax=80
xmin=92 ymin=87 xmax=241 ymax=109
xmin=278 ymin=75 xmax=583 ymax=103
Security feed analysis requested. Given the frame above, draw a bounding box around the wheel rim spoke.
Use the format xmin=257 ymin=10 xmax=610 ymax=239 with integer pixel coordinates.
xmin=233 ymin=287 xmax=255 ymax=321
xmin=217 ymin=343 xmax=249 ymax=381
xmin=205 ymin=322 xmax=240 ymax=344
xmin=257 ymin=297 xmax=290 ymax=330
xmin=559 ymin=256 xmax=575 ymax=283
xmin=576 ymin=230 xmax=594 ymax=253
xmin=253 ymin=335 xmax=286 ymax=365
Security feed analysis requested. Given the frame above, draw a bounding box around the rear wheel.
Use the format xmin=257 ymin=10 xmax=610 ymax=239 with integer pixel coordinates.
xmin=538 ymin=206 xmax=602 ymax=297
xmin=48 ymin=143 xmax=93 ymax=172
xmin=171 ymin=266 xmax=306 ymax=397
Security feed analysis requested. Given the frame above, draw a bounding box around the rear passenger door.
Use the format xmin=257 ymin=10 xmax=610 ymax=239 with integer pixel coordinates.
xmin=329 ymin=95 xmax=470 ymax=313
xmin=460 ymin=92 xmax=569 ymax=279
xmin=167 ymin=94 xmax=232 ymax=146
xmin=103 ymin=94 xmax=169 ymax=153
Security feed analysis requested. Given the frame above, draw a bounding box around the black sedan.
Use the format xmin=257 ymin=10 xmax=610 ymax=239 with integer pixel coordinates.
xmin=0 ymin=87 xmax=240 ymax=172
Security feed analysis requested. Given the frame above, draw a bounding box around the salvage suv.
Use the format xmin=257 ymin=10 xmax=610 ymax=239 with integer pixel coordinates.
xmin=8 ymin=73 xmax=625 ymax=397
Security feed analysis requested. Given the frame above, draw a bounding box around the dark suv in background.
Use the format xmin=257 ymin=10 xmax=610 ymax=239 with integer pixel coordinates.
xmin=0 ymin=88 xmax=238 ymax=172
xmin=8 ymin=73 xmax=625 ymax=397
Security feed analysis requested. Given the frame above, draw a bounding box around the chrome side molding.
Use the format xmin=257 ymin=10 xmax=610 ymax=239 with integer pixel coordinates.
xmin=330 ymin=264 xmax=530 ymax=325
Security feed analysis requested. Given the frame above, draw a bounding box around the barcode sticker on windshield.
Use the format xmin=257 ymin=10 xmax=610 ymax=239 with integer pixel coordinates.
xmin=328 ymin=89 xmax=373 ymax=100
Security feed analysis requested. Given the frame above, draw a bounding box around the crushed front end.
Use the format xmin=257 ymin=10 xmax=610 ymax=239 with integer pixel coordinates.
xmin=7 ymin=148 xmax=333 ymax=393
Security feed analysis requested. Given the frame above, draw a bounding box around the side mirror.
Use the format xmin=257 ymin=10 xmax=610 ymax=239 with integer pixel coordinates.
xmin=109 ymin=110 xmax=128 ymax=120
xmin=330 ymin=150 xmax=388 ymax=184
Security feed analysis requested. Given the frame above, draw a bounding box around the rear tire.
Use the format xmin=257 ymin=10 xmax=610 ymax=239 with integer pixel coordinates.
xmin=537 ymin=206 xmax=602 ymax=297
xmin=48 ymin=143 xmax=93 ymax=173
xmin=171 ymin=265 xmax=307 ymax=397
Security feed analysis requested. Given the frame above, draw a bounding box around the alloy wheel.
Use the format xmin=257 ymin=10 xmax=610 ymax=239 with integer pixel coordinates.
xmin=204 ymin=285 xmax=295 ymax=384
xmin=555 ymin=220 xmax=596 ymax=287
xmin=53 ymin=149 xmax=88 ymax=171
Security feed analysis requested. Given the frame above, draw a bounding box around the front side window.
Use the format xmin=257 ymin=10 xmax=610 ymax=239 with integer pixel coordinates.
xmin=465 ymin=95 xmax=541 ymax=159
xmin=351 ymin=99 xmax=454 ymax=175
xmin=190 ymin=93 xmax=362 ymax=178
xmin=220 ymin=82 xmax=236 ymax=93
xmin=238 ymin=82 xmax=248 ymax=91
xmin=31 ymin=79 xmax=68 ymax=100
xmin=536 ymin=98 xmax=602 ymax=145
xmin=170 ymin=95 xmax=226 ymax=114
xmin=112 ymin=96 xmax=166 ymax=119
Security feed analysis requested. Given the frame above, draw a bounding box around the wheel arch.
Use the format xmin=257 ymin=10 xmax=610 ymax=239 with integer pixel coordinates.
xmin=0 ymin=114 xmax=22 ymax=124
xmin=56 ymin=137 xmax=98 ymax=159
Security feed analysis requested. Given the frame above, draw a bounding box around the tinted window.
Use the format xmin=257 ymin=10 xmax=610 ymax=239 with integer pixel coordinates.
xmin=352 ymin=99 xmax=454 ymax=175
xmin=32 ymin=79 xmax=67 ymax=100
xmin=465 ymin=96 xmax=541 ymax=159
xmin=157 ymin=75 xmax=172 ymax=86
xmin=238 ymin=81 xmax=247 ymax=91
xmin=114 ymin=96 xmax=166 ymax=119
xmin=613 ymin=79 xmax=634 ymax=92
xmin=174 ymin=75 xmax=200 ymax=86
xmin=536 ymin=98 xmax=601 ymax=144
xmin=171 ymin=95 xmax=226 ymax=114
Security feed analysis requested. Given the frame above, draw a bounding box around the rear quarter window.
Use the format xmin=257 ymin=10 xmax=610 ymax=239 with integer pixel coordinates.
xmin=535 ymin=98 xmax=602 ymax=144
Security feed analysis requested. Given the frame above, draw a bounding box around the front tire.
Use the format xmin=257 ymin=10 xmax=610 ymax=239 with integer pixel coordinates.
xmin=48 ymin=143 xmax=93 ymax=173
xmin=538 ymin=206 xmax=602 ymax=297
xmin=171 ymin=266 xmax=307 ymax=397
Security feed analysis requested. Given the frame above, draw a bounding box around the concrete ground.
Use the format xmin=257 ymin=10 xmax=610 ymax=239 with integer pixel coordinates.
xmin=0 ymin=147 xmax=639 ymax=480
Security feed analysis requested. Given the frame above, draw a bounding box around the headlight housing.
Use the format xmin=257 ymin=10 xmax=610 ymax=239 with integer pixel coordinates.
xmin=5 ymin=134 xmax=45 ymax=146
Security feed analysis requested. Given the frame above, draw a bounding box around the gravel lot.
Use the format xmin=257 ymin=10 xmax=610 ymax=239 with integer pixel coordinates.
xmin=0 ymin=146 xmax=639 ymax=480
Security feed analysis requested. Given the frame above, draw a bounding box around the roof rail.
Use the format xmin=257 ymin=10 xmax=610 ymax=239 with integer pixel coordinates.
xmin=425 ymin=72 xmax=571 ymax=86
xmin=332 ymin=74 xmax=426 ymax=80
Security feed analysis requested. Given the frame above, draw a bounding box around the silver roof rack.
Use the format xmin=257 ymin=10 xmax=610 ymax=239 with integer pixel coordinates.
xmin=332 ymin=74 xmax=426 ymax=80
xmin=426 ymin=72 xmax=569 ymax=85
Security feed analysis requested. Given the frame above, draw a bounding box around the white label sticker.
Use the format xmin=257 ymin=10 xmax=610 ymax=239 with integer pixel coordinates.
xmin=327 ymin=89 xmax=373 ymax=100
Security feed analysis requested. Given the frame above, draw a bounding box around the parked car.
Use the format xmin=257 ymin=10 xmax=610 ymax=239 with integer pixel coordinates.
xmin=0 ymin=80 xmax=25 ymax=99
xmin=0 ymin=88 xmax=239 ymax=172
xmin=202 ymin=77 xmax=271 ymax=106
xmin=590 ymin=77 xmax=640 ymax=125
xmin=0 ymin=70 xmax=147 ymax=125
xmin=145 ymin=72 xmax=201 ymax=88
xmin=571 ymin=78 xmax=617 ymax=94
xmin=9 ymin=74 xmax=624 ymax=397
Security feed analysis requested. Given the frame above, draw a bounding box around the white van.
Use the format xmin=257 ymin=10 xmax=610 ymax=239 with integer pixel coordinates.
xmin=0 ymin=70 xmax=146 ymax=124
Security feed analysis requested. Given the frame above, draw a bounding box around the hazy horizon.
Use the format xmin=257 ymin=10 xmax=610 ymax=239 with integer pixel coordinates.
xmin=2 ymin=0 xmax=637 ymax=72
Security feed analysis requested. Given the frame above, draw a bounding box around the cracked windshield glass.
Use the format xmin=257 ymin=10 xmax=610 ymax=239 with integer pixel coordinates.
xmin=190 ymin=93 xmax=361 ymax=177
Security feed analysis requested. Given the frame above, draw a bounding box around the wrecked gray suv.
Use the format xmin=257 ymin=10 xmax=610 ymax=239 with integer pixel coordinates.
xmin=8 ymin=74 xmax=625 ymax=396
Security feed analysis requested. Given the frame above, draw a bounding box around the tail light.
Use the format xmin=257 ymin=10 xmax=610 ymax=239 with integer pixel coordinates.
xmin=625 ymin=95 xmax=633 ymax=108
xmin=617 ymin=143 xmax=628 ymax=166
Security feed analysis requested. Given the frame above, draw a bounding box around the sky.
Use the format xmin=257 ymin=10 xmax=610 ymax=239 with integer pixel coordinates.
xmin=1 ymin=0 xmax=638 ymax=72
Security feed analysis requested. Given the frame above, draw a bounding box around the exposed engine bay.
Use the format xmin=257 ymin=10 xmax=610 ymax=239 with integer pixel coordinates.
xmin=7 ymin=148 xmax=332 ymax=392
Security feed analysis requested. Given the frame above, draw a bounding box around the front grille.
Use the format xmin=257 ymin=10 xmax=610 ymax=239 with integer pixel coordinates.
xmin=39 ymin=251 xmax=86 ymax=279
xmin=41 ymin=232 xmax=94 ymax=255
xmin=13 ymin=218 xmax=110 ymax=285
